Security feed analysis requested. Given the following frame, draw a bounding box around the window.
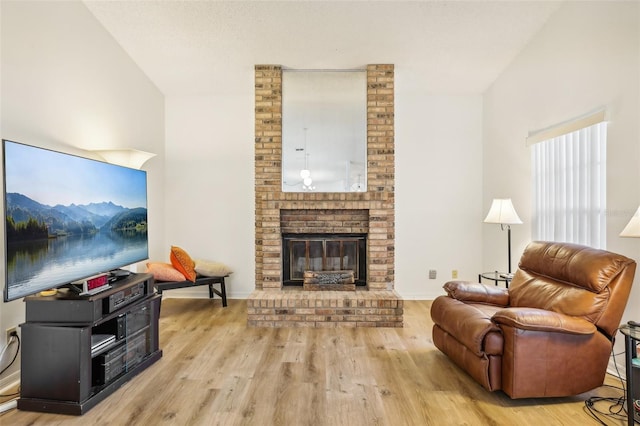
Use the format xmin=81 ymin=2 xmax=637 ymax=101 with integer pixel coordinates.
xmin=529 ymin=114 xmax=607 ymax=248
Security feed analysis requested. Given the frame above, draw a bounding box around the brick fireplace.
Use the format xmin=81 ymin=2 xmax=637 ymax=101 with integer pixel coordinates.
xmin=248 ymin=64 xmax=402 ymax=327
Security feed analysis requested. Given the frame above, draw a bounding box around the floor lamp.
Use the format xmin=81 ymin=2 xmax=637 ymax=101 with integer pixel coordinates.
xmin=484 ymin=199 xmax=522 ymax=275
xmin=620 ymin=206 xmax=640 ymax=238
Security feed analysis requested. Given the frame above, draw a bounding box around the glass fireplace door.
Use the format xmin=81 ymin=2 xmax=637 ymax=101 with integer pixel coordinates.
xmin=285 ymin=236 xmax=364 ymax=285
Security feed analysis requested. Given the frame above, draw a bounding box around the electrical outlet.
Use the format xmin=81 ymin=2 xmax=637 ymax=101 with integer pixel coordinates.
xmin=5 ymin=327 xmax=17 ymax=342
xmin=452 ymin=270 xmax=458 ymax=279
xmin=429 ymin=269 xmax=437 ymax=279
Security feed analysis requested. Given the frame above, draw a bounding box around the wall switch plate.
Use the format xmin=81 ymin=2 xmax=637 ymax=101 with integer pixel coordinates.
xmin=452 ymin=270 xmax=458 ymax=279
xmin=429 ymin=270 xmax=437 ymax=279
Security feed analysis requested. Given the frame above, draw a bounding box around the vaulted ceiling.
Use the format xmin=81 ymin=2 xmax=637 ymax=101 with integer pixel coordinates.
xmin=84 ymin=1 xmax=563 ymax=96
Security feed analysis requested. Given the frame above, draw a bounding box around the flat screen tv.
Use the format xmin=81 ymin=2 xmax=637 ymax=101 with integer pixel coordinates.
xmin=3 ymin=140 xmax=149 ymax=302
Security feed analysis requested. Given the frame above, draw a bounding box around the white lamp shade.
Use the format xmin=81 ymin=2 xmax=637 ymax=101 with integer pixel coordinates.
xmin=484 ymin=199 xmax=523 ymax=225
xmin=620 ymin=206 xmax=640 ymax=237
xmin=93 ymin=149 xmax=156 ymax=169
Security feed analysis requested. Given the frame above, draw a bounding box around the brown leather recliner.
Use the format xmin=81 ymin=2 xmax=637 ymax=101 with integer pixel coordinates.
xmin=430 ymin=241 xmax=636 ymax=398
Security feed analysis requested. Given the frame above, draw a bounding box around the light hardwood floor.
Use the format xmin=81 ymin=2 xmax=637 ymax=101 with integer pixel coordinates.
xmin=1 ymin=298 xmax=629 ymax=425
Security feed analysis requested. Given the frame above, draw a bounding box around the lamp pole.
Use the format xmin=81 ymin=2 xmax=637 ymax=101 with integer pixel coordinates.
xmin=507 ymin=225 xmax=512 ymax=274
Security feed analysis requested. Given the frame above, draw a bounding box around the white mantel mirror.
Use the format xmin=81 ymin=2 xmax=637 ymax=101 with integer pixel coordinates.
xmin=281 ymin=70 xmax=367 ymax=192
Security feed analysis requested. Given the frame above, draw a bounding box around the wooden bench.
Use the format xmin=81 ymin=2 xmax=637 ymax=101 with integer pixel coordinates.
xmin=155 ymin=275 xmax=228 ymax=307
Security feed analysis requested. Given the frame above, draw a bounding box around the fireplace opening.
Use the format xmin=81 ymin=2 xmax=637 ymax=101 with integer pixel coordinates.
xmin=282 ymin=233 xmax=367 ymax=287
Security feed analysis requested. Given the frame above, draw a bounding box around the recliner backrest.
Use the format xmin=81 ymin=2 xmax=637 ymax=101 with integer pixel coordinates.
xmin=508 ymin=241 xmax=636 ymax=337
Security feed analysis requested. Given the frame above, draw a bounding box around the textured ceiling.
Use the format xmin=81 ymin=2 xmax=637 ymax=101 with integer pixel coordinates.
xmin=84 ymin=1 xmax=563 ymax=96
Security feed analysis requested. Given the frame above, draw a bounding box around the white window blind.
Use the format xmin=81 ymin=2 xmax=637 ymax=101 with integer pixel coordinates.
xmin=530 ymin=120 xmax=607 ymax=248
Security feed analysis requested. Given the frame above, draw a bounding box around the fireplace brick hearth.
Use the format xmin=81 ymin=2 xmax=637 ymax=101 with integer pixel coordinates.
xmin=252 ymin=64 xmax=401 ymax=327
xmin=247 ymin=290 xmax=403 ymax=328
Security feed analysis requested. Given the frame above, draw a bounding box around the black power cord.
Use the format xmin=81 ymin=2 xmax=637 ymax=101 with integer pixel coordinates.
xmin=0 ymin=332 xmax=20 ymax=377
xmin=584 ymin=385 xmax=627 ymax=425
xmin=0 ymin=332 xmax=20 ymax=407
xmin=583 ymin=344 xmax=635 ymax=425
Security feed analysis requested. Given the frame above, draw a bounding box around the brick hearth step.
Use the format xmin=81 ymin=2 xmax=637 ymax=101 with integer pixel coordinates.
xmin=247 ymin=290 xmax=403 ymax=328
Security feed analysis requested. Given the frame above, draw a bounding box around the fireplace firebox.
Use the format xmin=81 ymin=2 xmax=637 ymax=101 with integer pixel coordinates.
xmin=282 ymin=234 xmax=367 ymax=287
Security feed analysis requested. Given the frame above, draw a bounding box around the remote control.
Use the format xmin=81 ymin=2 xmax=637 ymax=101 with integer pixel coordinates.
xmin=628 ymin=320 xmax=640 ymax=328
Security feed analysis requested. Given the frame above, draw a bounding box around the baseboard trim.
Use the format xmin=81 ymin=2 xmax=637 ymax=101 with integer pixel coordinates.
xmin=0 ymin=377 xmax=20 ymax=414
xmin=0 ymin=399 xmax=17 ymax=414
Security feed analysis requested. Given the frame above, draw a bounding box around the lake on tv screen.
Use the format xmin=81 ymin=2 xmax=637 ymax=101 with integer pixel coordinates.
xmin=6 ymin=231 xmax=148 ymax=299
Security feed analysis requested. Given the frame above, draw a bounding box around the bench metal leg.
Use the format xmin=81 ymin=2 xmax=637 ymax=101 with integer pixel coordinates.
xmin=208 ymin=278 xmax=227 ymax=307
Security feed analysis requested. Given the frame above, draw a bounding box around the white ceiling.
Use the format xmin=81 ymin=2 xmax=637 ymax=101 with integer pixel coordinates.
xmin=84 ymin=0 xmax=563 ymax=96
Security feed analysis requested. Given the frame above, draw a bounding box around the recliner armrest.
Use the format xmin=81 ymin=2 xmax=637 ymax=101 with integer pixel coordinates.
xmin=443 ymin=281 xmax=509 ymax=306
xmin=492 ymin=307 xmax=596 ymax=335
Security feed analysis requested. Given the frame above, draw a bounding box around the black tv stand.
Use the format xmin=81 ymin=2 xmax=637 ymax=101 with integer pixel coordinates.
xmin=18 ymin=273 xmax=162 ymax=415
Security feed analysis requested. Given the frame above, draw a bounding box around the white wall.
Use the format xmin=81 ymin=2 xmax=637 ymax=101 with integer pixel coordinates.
xmin=483 ymin=2 xmax=639 ymax=372
xmin=396 ymin=89 xmax=483 ymax=299
xmin=0 ymin=1 xmax=165 ymax=386
xmin=164 ymin=91 xmax=255 ymax=298
xmin=164 ymin=68 xmax=484 ymax=300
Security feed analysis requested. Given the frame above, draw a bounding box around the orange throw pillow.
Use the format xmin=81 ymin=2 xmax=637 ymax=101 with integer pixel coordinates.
xmin=170 ymin=246 xmax=197 ymax=282
xmin=146 ymin=262 xmax=186 ymax=282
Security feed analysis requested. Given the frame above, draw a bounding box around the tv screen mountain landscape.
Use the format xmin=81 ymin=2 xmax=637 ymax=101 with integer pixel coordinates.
xmin=3 ymin=140 xmax=149 ymax=301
